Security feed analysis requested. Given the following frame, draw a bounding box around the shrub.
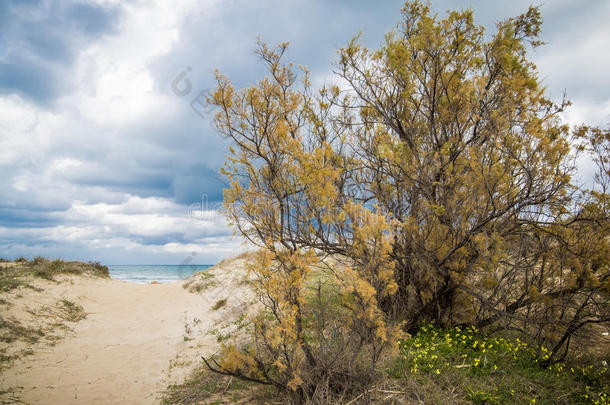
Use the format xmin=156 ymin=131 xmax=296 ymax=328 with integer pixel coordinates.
xmin=203 ymin=250 xmax=403 ymax=403
xmin=211 ymin=298 xmax=227 ymax=310
xmin=204 ymin=0 xmax=610 ymax=401
xmin=86 ymin=261 xmax=110 ymax=277
xmin=31 ymin=256 xmax=46 ymax=265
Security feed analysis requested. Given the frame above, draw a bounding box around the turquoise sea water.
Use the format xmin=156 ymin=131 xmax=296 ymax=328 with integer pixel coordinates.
xmin=108 ymin=264 xmax=213 ymax=284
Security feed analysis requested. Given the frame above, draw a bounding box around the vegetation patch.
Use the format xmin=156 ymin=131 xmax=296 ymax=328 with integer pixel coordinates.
xmin=183 ymin=271 xmax=218 ymax=293
xmin=386 ymin=323 xmax=609 ymax=404
xmin=0 ymin=317 xmax=46 ymax=371
xmin=211 ymin=298 xmax=227 ymax=310
xmin=180 ymin=324 xmax=608 ymax=404
xmin=0 ymin=265 xmax=90 ymax=371
xmin=0 ymin=387 xmax=25 ymax=404
xmin=160 ymin=365 xmax=266 ymax=405
xmin=198 ymin=0 xmax=610 ymax=401
xmin=0 ymin=257 xmax=109 ymax=292
xmin=0 ymin=316 xmax=45 ymax=345
xmin=57 ymin=299 xmax=87 ymax=322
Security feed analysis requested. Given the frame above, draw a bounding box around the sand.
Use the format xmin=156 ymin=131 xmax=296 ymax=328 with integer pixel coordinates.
xmin=0 ymin=255 xmax=254 ymax=405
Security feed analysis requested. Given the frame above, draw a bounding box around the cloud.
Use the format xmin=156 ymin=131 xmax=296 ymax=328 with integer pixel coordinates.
xmin=0 ymin=0 xmax=608 ymax=264
xmin=0 ymin=0 xmax=121 ymax=105
xmin=0 ymin=193 xmax=236 ymax=263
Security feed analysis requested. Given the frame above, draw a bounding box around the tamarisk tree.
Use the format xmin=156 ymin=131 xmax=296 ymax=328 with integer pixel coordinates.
xmin=204 ymin=1 xmax=609 ymax=398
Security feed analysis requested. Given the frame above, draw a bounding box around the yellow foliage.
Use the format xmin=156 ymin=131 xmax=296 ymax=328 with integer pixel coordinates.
xmin=204 ymin=2 xmax=609 ymax=396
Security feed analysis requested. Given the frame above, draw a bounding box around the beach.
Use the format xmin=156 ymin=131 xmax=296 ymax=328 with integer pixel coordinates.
xmin=0 ymin=255 xmax=254 ymax=404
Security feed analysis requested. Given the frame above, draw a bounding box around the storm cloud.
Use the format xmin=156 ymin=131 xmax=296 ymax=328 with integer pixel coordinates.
xmin=1 ymin=0 xmax=608 ymax=264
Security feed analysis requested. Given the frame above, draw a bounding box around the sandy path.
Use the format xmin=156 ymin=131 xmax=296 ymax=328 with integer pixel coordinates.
xmin=1 ymin=277 xmax=228 ymax=405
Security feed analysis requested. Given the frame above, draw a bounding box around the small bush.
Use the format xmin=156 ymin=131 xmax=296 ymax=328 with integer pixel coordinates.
xmin=203 ymin=249 xmax=401 ymax=404
xmin=211 ymin=298 xmax=227 ymax=310
xmin=86 ymin=261 xmax=110 ymax=277
xmin=31 ymin=256 xmax=46 ymax=265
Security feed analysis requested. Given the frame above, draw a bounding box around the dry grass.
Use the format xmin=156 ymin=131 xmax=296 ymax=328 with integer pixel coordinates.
xmin=57 ymin=299 xmax=87 ymax=322
xmin=0 ymin=257 xmax=109 ymax=292
xmin=0 ymin=315 xmax=58 ymax=371
xmin=183 ymin=272 xmax=218 ymax=293
xmin=211 ymin=299 xmax=227 ymax=311
xmin=0 ymin=259 xmax=97 ymax=371
xmin=160 ymin=364 xmax=272 ymax=405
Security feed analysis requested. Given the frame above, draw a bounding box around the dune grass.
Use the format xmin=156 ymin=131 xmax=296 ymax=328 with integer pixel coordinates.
xmin=211 ymin=298 xmax=227 ymax=311
xmin=0 ymin=257 xmax=109 ymax=292
xmin=0 ymin=258 xmax=100 ymax=371
xmin=160 ymin=366 xmax=264 ymax=405
xmin=57 ymin=299 xmax=87 ymax=322
xmin=183 ymin=271 xmax=218 ymax=293
xmin=0 ymin=317 xmax=45 ymax=345
xmin=0 ymin=298 xmax=89 ymax=371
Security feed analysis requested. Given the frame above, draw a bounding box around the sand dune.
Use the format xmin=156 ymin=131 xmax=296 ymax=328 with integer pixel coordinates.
xmin=0 ymin=255 xmax=254 ymax=405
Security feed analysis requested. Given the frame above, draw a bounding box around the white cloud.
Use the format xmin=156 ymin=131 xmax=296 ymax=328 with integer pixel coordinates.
xmin=0 ymin=94 xmax=39 ymax=133
xmin=1 ymin=0 xmax=608 ymax=264
xmin=560 ymin=100 xmax=610 ymax=128
xmin=71 ymin=0 xmax=221 ymax=127
xmin=50 ymin=157 xmax=83 ymax=172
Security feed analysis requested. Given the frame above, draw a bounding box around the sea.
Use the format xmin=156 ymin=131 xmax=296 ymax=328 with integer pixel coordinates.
xmin=107 ymin=264 xmax=213 ymax=284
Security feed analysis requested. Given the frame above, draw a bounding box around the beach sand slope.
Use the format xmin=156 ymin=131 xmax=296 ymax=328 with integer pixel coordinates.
xmin=0 ymin=255 xmax=254 ymax=405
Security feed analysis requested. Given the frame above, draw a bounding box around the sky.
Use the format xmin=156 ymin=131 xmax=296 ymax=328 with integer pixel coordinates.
xmin=1 ymin=0 xmax=609 ymax=265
